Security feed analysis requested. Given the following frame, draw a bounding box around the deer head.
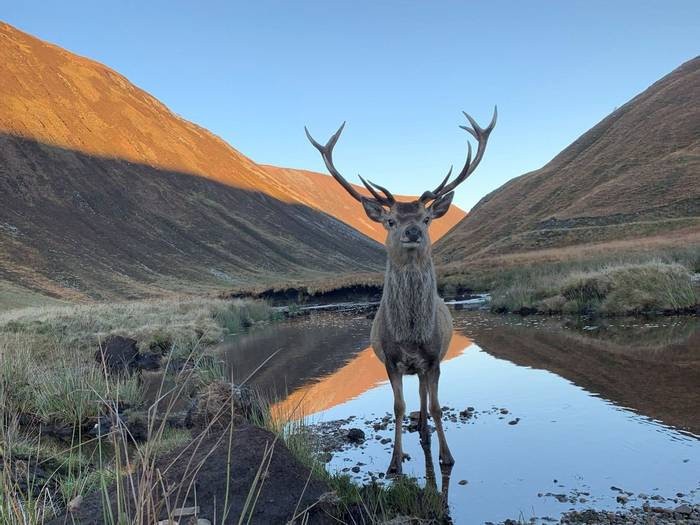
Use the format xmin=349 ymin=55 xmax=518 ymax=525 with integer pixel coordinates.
xmin=305 ymin=108 xmax=496 ymax=264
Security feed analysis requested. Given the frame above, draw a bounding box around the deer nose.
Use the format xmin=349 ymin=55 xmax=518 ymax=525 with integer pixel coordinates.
xmin=404 ymin=225 xmax=422 ymax=242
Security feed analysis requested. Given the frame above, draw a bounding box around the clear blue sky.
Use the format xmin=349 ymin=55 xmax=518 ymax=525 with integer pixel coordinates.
xmin=3 ymin=1 xmax=699 ymax=210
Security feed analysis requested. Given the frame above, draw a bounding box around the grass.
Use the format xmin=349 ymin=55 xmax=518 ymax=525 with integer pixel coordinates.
xmin=0 ymin=296 xmax=280 ymax=524
xmin=490 ymin=260 xmax=699 ymax=315
xmin=268 ymin=411 xmax=450 ymax=523
xmin=439 ymin=240 xmax=700 ymax=293
xmin=0 ymin=296 xmax=278 ymax=358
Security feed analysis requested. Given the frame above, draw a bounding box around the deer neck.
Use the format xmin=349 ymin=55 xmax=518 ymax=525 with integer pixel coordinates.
xmin=381 ymin=254 xmax=438 ymax=344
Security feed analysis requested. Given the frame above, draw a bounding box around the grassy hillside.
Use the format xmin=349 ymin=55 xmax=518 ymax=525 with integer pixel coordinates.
xmin=435 ymin=56 xmax=700 ymax=270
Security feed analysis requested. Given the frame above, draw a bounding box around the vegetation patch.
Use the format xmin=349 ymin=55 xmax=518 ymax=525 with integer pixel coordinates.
xmin=0 ymin=297 xmax=278 ymax=523
xmin=490 ymin=260 xmax=699 ymax=315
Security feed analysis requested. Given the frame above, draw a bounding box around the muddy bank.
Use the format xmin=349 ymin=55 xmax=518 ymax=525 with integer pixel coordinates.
xmin=47 ymin=424 xmax=336 ymax=525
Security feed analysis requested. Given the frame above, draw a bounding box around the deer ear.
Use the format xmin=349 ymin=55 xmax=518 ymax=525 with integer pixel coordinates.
xmin=361 ymin=198 xmax=385 ymax=223
xmin=429 ymin=192 xmax=454 ymax=219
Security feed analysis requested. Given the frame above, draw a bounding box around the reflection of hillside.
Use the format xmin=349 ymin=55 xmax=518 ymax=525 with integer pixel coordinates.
xmin=467 ymin=321 xmax=700 ymax=435
xmin=273 ymin=332 xmax=472 ymax=419
xmin=563 ymin=316 xmax=700 ymax=352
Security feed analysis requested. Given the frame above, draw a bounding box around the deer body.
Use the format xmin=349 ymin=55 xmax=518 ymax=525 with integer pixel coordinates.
xmin=305 ymin=108 xmax=496 ymax=475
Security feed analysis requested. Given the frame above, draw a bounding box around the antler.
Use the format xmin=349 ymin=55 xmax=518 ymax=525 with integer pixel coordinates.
xmin=305 ymin=123 xmax=395 ymax=207
xmin=420 ymin=106 xmax=497 ymax=203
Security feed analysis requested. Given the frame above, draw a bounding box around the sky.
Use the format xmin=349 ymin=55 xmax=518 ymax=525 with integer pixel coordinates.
xmin=3 ymin=1 xmax=699 ymax=210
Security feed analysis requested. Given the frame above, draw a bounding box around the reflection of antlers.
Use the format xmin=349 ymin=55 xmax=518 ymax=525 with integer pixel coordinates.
xmin=305 ymin=123 xmax=395 ymax=206
xmin=420 ymin=107 xmax=497 ymax=203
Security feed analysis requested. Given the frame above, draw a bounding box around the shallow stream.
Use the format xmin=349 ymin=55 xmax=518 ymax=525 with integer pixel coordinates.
xmin=219 ymin=308 xmax=700 ymax=524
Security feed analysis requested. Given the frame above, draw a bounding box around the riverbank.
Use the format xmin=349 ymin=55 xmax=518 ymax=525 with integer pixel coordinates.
xmin=0 ymin=297 xmax=278 ymax=523
xmin=0 ymin=298 xmax=451 ymax=524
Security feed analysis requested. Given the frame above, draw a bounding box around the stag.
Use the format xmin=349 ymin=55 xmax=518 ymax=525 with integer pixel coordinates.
xmin=305 ymin=108 xmax=496 ymax=475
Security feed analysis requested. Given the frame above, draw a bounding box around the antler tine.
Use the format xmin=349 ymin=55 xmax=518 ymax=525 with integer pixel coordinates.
xmin=359 ymin=175 xmax=391 ymax=205
xmin=422 ymin=106 xmax=497 ymax=202
xmin=419 ymin=166 xmax=453 ymax=203
xmin=304 ymin=122 xmax=364 ymax=202
xmin=367 ymin=180 xmax=395 ymax=205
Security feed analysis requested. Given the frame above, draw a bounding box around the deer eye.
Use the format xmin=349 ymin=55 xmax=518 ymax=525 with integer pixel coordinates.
xmin=386 ymin=219 xmax=396 ymax=228
xmin=423 ymin=217 xmax=430 ymax=224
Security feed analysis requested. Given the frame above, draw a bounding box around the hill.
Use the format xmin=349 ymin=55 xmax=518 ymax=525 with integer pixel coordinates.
xmin=435 ymin=56 xmax=700 ymax=269
xmin=0 ymin=22 xmax=466 ymax=302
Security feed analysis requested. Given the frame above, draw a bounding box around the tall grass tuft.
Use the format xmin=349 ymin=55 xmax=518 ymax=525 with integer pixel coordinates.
xmin=491 ymin=260 xmax=699 ymax=315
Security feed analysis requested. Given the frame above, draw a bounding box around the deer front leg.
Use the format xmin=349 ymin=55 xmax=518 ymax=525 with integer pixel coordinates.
xmin=418 ymin=372 xmax=430 ymax=445
xmin=427 ymin=366 xmax=454 ymax=466
xmin=386 ymin=365 xmax=405 ymax=476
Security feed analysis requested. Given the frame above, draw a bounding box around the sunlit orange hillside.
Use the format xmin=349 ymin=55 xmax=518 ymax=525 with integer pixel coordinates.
xmin=0 ymin=22 xmax=463 ymax=247
xmin=0 ymin=22 xmax=393 ymax=300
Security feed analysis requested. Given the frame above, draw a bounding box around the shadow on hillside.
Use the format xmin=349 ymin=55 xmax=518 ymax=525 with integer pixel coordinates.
xmin=0 ymin=133 xmax=384 ymax=300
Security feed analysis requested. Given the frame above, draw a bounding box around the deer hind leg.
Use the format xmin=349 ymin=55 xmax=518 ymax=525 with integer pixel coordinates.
xmin=418 ymin=372 xmax=430 ymax=445
xmin=427 ymin=366 xmax=454 ymax=466
xmin=386 ymin=365 xmax=405 ymax=476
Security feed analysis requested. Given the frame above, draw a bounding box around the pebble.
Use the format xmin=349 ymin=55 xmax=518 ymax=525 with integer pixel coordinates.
xmin=346 ymin=428 xmax=365 ymax=443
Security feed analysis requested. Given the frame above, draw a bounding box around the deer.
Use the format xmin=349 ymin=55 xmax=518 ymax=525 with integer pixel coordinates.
xmin=305 ymin=108 xmax=496 ymax=476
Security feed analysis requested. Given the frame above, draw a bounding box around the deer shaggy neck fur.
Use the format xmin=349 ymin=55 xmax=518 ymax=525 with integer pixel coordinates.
xmin=382 ymin=258 xmax=437 ymax=344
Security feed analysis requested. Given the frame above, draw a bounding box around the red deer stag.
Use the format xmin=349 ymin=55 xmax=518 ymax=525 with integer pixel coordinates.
xmin=305 ymin=108 xmax=496 ymax=475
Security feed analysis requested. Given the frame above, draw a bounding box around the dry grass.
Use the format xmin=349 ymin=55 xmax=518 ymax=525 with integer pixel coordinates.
xmin=490 ymin=260 xmax=699 ymax=315
xmin=0 ymin=296 xmax=276 ymax=358
xmin=439 ymin=235 xmax=700 ymax=292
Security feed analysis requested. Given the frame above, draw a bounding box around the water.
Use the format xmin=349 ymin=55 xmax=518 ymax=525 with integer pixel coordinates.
xmin=219 ymin=310 xmax=700 ymax=524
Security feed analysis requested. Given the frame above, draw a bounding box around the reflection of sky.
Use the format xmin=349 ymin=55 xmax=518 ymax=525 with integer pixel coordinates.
xmin=310 ymin=342 xmax=700 ymax=524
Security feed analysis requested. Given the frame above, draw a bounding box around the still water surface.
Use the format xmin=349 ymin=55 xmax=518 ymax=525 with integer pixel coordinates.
xmin=221 ymin=310 xmax=700 ymax=524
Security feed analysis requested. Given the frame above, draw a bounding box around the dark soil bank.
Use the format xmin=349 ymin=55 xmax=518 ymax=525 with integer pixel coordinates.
xmin=48 ymin=425 xmax=335 ymax=525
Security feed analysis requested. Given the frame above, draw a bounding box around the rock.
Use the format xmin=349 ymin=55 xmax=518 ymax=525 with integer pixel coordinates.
xmin=458 ymin=479 xmax=468 ymax=485
xmin=380 ymin=438 xmax=391 ymax=445
xmin=409 ymin=411 xmax=420 ymax=421
xmin=351 ymin=466 xmax=361 ymax=473
xmin=346 ymin=428 xmax=365 ymax=443
xmin=616 ymin=495 xmax=629 ymax=504
xmin=499 ymin=408 xmax=509 ymax=414
xmin=95 ymin=335 xmax=139 ymax=372
xmin=68 ymin=495 xmax=83 ymax=513
xmin=675 ymin=504 xmax=692 ymax=515
xmin=508 ymin=418 xmax=520 ymax=425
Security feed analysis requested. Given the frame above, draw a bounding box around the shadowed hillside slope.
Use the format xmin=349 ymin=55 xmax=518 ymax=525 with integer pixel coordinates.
xmin=0 ymin=22 xmax=388 ymax=300
xmin=435 ymin=56 xmax=700 ymax=266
